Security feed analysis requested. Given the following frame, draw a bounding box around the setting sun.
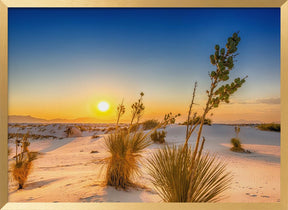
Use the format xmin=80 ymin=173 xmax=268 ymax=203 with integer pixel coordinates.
xmin=97 ymin=101 xmax=110 ymax=112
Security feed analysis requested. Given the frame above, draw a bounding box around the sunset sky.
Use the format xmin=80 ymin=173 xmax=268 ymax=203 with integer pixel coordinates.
xmin=8 ymin=8 xmax=280 ymax=123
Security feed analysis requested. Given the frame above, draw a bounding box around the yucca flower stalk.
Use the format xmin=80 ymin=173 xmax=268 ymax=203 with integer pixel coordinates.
xmin=147 ymin=32 xmax=247 ymax=202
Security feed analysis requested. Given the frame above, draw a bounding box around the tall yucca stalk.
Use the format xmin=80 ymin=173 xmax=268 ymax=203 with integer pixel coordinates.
xmin=147 ymin=146 xmax=232 ymax=202
xmin=147 ymin=32 xmax=247 ymax=202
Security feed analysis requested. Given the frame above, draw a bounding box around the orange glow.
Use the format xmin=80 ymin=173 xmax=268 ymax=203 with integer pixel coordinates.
xmin=8 ymin=93 xmax=280 ymax=124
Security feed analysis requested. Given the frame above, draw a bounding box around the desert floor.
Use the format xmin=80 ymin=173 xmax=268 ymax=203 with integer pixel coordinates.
xmin=8 ymin=124 xmax=280 ymax=202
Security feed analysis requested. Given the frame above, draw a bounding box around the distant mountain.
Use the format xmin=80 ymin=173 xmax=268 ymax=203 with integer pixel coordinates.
xmin=9 ymin=115 xmax=279 ymax=124
xmin=8 ymin=115 xmax=100 ymax=123
xmin=9 ymin=115 xmax=48 ymax=123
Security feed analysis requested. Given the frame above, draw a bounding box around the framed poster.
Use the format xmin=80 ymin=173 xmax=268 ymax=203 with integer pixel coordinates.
xmin=0 ymin=0 xmax=287 ymax=210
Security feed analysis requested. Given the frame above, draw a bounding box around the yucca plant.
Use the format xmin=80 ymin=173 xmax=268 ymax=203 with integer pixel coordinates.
xmin=230 ymin=138 xmax=244 ymax=152
xmin=230 ymin=126 xmax=245 ymax=152
xmin=103 ymin=93 xmax=180 ymax=190
xmin=12 ymin=160 xmax=32 ymax=190
xmin=104 ymin=130 xmax=151 ymax=189
xmin=147 ymin=32 xmax=247 ymax=202
xmin=12 ymin=133 xmax=33 ymax=189
xmin=230 ymin=137 xmax=250 ymax=153
xmin=147 ymin=145 xmax=232 ymax=202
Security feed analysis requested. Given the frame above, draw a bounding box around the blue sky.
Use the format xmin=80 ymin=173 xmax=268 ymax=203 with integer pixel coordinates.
xmin=8 ymin=8 xmax=280 ymax=123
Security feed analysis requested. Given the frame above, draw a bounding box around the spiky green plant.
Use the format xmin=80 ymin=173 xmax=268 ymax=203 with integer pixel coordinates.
xmin=147 ymin=145 xmax=232 ymax=202
xmin=104 ymin=130 xmax=151 ymax=189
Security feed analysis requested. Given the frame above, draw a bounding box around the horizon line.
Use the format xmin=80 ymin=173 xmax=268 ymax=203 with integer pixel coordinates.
xmin=8 ymin=114 xmax=280 ymax=125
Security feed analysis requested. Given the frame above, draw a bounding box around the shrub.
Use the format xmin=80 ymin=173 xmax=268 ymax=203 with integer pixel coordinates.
xmin=230 ymin=138 xmax=244 ymax=152
xmin=182 ymin=117 xmax=212 ymax=126
xmin=147 ymin=145 xmax=232 ymax=202
xmin=12 ymin=161 xmax=32 ymax=190
xmin=150 ymin=130 xmax=166 ymax=144
xmin=104 ymin=130 xmax=151 ymax=189
xmin=142 ymin=119 xmax=159 ymax=130
xmin=257 ymin=123 xmax=280 ymax=132
xmin=12 ymin=133 xmax=35 ymax=189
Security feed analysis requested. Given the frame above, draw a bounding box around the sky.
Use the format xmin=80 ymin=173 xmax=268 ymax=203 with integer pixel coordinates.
xmin=8 ymin=8 xmax=280 ymax=123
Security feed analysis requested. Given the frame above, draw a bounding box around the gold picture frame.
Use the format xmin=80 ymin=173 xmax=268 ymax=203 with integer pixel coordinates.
xmin=0 ymin=0 xmax=287 ymax=209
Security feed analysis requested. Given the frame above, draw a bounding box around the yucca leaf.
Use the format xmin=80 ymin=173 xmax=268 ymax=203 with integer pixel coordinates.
xmin=147 ymin=145 xmax=232 ymax=202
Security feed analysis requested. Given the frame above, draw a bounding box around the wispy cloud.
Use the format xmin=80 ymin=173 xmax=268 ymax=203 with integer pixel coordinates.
xmin=233 ymin=97 xmax=280 ymax=105
xmin=255 ymin=98 xmax=280 ymax=104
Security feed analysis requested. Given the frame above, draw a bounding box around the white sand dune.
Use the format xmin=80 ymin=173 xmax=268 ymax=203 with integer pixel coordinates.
xmin=8 ymin=124 xmax=280 ymax=203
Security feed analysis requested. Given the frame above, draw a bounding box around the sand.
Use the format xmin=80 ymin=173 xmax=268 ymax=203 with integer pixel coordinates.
xmin=8 ymin=124 xmax=280 ymax=203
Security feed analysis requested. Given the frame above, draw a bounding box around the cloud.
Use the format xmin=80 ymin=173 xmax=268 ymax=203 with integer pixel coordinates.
xmin=234 ymin=97 xmax=280 ymax=105
xmin=255 ymin=98 xmax=280 ymax=104
xmin=235 ymin=100 xmax=255 ymax=104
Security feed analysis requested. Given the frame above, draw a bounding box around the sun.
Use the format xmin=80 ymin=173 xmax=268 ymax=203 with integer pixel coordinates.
xmin=98 ymin=101 xmax=110 ymax=112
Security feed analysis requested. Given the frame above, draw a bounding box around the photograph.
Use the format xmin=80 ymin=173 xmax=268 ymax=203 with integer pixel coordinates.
xmin=7 ymin=8 xmax=280 ymax=203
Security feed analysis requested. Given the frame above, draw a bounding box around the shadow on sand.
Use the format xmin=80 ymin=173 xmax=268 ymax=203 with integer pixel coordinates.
xmin=40 ymin=138 xmax=76 ymax=153
xmin=9 ymin=178 xmax=62 ymax=195
xmin=240 ymin=152 xmax=280 ymax=164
